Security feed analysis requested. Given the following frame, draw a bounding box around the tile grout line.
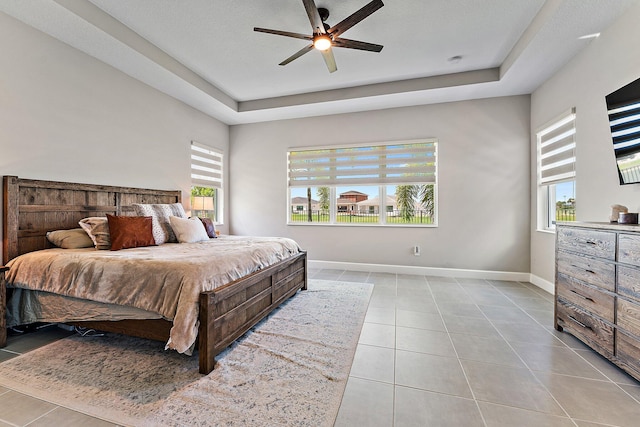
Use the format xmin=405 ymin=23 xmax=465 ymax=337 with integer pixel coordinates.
xmin=468 ymin=279 xmax=581 ymax=425
xmin=426 ymin=276 xmax=489 ymax=427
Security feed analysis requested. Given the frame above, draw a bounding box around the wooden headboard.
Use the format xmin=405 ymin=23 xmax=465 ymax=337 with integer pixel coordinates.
xmin=2 ymin=176 xmax=182 ymax=264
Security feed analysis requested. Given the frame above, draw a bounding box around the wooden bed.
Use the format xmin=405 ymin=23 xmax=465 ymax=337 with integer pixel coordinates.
xmin=1 ymin=176 xmax=307 ymax=374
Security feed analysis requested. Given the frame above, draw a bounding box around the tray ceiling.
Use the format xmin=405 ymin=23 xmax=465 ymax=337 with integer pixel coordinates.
xmin=1 ymin=0 xmax=637 ymax=124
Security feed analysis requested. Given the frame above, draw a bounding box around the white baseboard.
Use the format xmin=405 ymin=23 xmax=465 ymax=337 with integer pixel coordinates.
xmin=528 ymin=274 xmax=555 ymax=295
xmin=308 ymin=260 xmax=531 ymax=282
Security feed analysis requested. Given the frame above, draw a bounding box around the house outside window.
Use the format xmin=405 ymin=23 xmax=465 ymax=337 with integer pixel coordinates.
xmin=191 ymin=141 xmax=223 ymax=223
xmin=287 ymin=139 xmax=437 ymax=226
xmin=537 ymin=109 xmax=576 ymax=231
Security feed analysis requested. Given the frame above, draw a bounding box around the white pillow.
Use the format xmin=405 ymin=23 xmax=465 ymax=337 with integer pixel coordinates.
xmin=169 ymin=216 xmax=210 ymax=243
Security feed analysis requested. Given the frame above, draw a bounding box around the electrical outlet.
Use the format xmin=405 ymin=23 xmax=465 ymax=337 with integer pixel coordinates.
xmin=414 ymin=245 xmax=421 ymax=256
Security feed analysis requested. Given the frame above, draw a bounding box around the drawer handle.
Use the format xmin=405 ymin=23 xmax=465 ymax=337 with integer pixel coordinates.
xmin=570 ymin=289 xmax=595 ymax=303
xmin=576 ymin=239 xmax=598 ymax=245
xmin=568 ymin=315 xmax=592 ymax=330
xmin=570 ymin=265 xmax=597 ymax=275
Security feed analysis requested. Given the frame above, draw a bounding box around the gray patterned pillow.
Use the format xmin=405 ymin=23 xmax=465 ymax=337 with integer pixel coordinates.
xmin=132 ymin=203 xmax=187 ymax=245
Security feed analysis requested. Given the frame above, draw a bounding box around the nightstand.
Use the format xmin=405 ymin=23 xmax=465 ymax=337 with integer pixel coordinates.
xmin=0 ymin=266 xmax=8 ymax=347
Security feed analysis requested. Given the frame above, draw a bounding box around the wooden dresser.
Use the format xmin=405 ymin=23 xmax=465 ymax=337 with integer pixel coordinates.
xmin=555 ymin=222 xmax=640 ymax=380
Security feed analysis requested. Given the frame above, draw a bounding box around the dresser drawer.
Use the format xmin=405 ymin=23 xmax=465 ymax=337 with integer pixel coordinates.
xmin=556 ymin=251 xmax=615 ymax=292
xmin=556 ymin=299 xmax=613 ymax=354
xmin=618 ymin=266 xmax=640 ymax=303
xmin=617 ymin=297 xmax=640 ymax=337
xmin=556 ymin=227 xmax=616 ymax=260
xmin=556 ymin=298 xmax=614 ymax=354
xmin=556 ymin=274 xmax=614 ymax=322
xmin=616 ymin=330 xmax=640 ymax=376
xmin=619 ymin=233 xmax=640 ymax=267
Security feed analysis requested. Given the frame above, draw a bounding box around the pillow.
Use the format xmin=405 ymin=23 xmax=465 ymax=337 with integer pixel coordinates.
xmin=169 ymin=216 xmax=210 ymax=243
xmin=78 ymin=217 xmax=111 ymax=250
xmin=132 ymin=203 xmax=187 ymax=245
xmin=197 ymin=217 xmax=217 ymax=238
xmin=46 ymin=228 xmax=94 ymax=249
xmin=106 ymin=214 xmax=156 ymax=251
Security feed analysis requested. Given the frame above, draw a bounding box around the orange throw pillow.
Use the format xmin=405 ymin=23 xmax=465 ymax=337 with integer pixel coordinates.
xmin=106 ymin=214 xmax=156 ymax=251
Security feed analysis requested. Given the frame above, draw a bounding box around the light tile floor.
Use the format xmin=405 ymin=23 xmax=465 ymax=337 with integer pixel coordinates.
xmin=328 ymin=270 xmax=640 ymax=427
xmin=1 ymin=269 xmax=640 ymax=426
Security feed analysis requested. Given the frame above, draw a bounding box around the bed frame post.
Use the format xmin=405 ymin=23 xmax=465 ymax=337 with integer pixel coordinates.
xmin=198 ymin=292 xmax=216 ymax=374
xmin=302 ymin=251 xmax=308 ymax=290
xmin=2 ymin=176 xmax=19 ymax=265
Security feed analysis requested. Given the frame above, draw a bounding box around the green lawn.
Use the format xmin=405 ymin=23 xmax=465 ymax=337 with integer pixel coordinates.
xmin=290 ymin=212 xmax=434 ymax=224
xmin=556 ymin=210 xmax=576 ymax=222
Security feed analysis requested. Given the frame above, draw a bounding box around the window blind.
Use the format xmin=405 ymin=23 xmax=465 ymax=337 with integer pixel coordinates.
xmin=191 ymin=141 xmax=223 ymax=189
xmin=538 ymin=109 xmax=576 ymax=185
xmin=288 ymin=141 xmax=437 ymax=187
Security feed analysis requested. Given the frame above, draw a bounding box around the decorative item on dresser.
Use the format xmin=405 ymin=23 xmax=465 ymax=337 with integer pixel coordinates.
xmin=0 ymin=266 xmax=7 ymax=347
xmin=610 ymin=204 xmax=628 ymax=222
xmin=555 ymin=221 xmax=640 ymax=381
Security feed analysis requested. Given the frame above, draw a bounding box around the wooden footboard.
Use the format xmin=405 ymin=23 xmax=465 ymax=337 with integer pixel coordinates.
xmin=199 ymin=251 xmax=307 ymax=373
xmin=71 ymin=251 xmax=307 ymax=374
xmin=3 ymin=176 xmax=308 ymax=374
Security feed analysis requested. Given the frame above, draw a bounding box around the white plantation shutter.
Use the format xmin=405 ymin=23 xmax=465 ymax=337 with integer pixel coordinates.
xmin=191 ymin=141 xmax=223 ymax=189
xmin=288 ymin=140 xmax=437 ymax=187
xmin=538 ymin=109 xmax=576 ymax=185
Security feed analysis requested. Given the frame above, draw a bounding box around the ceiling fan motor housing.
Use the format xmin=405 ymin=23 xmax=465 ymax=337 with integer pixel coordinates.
xmin=318 ymin=7 xmax=330 ymax=22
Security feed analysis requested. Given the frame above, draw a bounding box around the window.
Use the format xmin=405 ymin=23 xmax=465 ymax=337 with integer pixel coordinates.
xmin=537 ymin=109 xmax=576 ymax=230
xmin=190 ymin=141 xmax=223 ymax=223
xmin=287 ymin=140 xmax=437 ymax=226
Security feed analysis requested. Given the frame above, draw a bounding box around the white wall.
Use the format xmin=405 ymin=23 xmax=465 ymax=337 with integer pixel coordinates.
xmin=0 ymin=12 xmax=230 ymax=262
xmin=230 ymin=96 xmax=531 ymax=273
xmin=530 ymin=2 xmax=640 ymax=284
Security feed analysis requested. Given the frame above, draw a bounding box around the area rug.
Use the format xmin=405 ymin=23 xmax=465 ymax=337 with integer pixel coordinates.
xmin=0 ymin=280 xmax=372 ymax=426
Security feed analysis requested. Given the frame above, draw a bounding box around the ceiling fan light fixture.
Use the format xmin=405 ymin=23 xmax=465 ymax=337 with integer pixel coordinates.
xmin=313 ymin=35 xmax=332 ymax=51
xmin=254 ymin=0 xmax=385 ymax=72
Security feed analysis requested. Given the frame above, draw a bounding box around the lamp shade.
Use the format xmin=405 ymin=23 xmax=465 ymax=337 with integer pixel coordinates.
xmin=192 ymin=196 xmax=214 ymax=211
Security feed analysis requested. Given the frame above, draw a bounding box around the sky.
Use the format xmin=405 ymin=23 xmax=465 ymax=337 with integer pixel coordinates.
xmin=555 ymin=181 xmax=575 ymax=202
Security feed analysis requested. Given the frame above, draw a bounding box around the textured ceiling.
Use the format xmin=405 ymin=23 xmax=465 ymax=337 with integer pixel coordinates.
xmin=1 ymin=0 xmax=638 ymax=124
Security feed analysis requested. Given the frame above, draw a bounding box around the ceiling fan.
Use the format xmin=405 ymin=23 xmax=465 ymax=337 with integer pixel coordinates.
xmin=254 ymin=0 xmax=384 ymax=73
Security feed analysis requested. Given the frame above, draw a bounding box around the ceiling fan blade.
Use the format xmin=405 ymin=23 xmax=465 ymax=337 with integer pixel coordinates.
xmin=321 ymin=48 xmax=337 ymax=73
xmin=279 ymin=44 xmax=314 ymax=66
xmin=329 ymin=0 xmax=384 ymax=38
xmin=302 ymin=0 xmax=326 ymax=34
xmin=254 ymin=27 xmax=313 ymax=41
xmin=332 ymin=37 xmax=383 ymax=52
